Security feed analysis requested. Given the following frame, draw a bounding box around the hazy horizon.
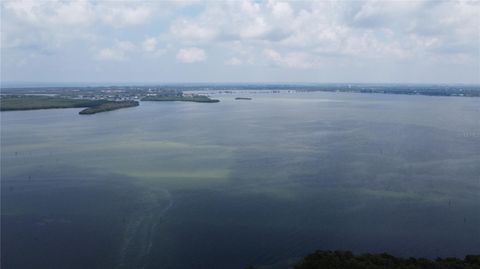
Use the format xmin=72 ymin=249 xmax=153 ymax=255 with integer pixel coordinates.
xmin=2 ymin=81 xmax=480 ymax=89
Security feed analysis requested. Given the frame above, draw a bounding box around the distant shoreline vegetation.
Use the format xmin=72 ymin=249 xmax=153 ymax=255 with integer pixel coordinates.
xmin=0 ymin=93 xmax=219 ymax=114
xmin=0 ymin=95 xmax=108 ymax=111
xmin=141 ymin=95 xmax=219 ymax=103
xmin=0 ymin=95 xmax=139 ymax=115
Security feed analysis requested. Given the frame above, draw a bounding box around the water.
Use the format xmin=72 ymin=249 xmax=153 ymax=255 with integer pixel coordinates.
xmin=1 ymin=92 xmax=479 ymax=269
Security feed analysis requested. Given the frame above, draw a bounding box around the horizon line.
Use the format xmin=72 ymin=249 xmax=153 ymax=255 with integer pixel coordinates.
xmin=2 ymin=81 xmax=480 ymax=89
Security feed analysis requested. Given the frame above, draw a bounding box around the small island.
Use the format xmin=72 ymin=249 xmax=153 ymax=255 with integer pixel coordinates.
xmin=78 ymin=101 xmax=139 ymax=115
xmin=141 ymin=95 xmax=219 ymax=103
xmin=235 ymin=97 xmax=252 ymax=100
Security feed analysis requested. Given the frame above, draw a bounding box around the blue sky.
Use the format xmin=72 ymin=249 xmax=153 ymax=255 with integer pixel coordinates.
xmin=1 ymin=0 xmax=479 ymax=84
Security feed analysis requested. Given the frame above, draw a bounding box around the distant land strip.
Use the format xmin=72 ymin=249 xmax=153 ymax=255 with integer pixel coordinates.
xmin=141 ymin=95 xmax=219 ymax=103
xmin=1 ymin=84 xmax=479 ymax=97
xmin=0 ymin=92 xmax=218 ymax=114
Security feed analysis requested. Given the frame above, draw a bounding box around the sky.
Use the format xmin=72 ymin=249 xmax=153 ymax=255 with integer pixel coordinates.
xmin=1 ymin=0 xmax=479 ymax=85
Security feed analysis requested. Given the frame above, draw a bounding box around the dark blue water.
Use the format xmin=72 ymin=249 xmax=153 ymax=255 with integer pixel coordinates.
xmin=2 ymin=92 xmax=479 ymax=269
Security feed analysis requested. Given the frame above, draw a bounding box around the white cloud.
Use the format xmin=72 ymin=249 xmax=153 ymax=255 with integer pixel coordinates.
xmin=225 ymin=57 xmax=242 ymax=66
xmin=1 ymin=0 xmax=158 ymax=56
xmin=141 ymin=37 xmax=166 ymax=57
xmin=166 ymin=0 xmax=478 ymax=65
xmin=239 ymin=17 xmax=270 ymax=39
xmin=268 ymin=1 xmax=294 ymax=19
xmin=117 ymin=40 xmax=135 ymax=51
xmin=264 ymin=49 xmax=316 ymax=69
xmin=169 ymin=19 xmax=217 ymax=43
xmin=1 ymin=0 xmax=96 ymax=51
xmin=168 ymin=1 xmax=288 ymax=43
xmin=2 ymin=0 xmax=479 ymax=83
xmin=101 ymin=5 xmax=152 ymax=27
xmin=96 ymin=40 xmax=135 ymax=61
xmin=176 ymin=47 xmax=207 ymax=63
xmin=142 ymin=37 xmax=157 ymax=52
xmin=97 ymin=48 xmax=124 ymax=61
xmin=3 ymin=0 xmax=96 ymax=27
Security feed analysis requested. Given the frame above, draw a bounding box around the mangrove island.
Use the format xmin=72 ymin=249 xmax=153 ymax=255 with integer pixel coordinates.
xmin=78 ymin=101 xmax=139 ymax=115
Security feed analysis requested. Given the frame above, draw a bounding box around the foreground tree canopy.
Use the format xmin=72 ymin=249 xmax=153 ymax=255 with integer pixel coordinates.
xmin=247 ymin=251 xmax=480 ymax=269
xmin=295 ymin=251 xmax=480 ymax=269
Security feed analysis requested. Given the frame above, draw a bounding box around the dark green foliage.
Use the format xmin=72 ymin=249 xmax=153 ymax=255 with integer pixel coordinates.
xmin=0 ymin=95 xmax=139 ymax=115
xmin=294 ymin=251 xmax=480 ymax=269
xmin=0 ymin=95 xmax=108 ymax=111
xmin=78 ymin=101 xmax=139 ymax=115
xmin=141 ymin=95 xmax=219 ymax=103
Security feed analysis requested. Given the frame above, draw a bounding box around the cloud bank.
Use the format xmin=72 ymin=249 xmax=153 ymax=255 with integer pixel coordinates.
xmin=1 ymin=0 xmax=479 ymax=83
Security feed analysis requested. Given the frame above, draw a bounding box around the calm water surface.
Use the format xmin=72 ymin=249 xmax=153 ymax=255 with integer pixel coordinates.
xmin=1 ymin=92 xmax=480 ymax=269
